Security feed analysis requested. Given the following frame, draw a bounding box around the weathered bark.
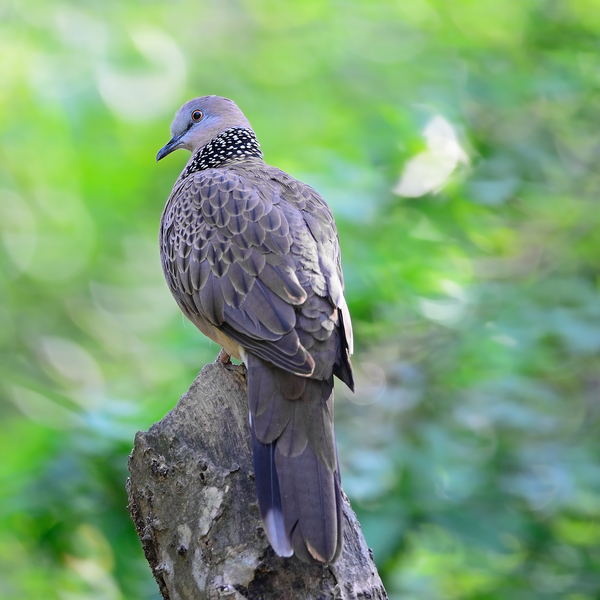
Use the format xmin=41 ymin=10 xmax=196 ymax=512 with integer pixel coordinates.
xmin=127 ymin=361 xmax=388 ymax=600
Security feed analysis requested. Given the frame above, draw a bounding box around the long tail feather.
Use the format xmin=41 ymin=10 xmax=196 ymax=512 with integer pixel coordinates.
xmin=247 ymin=353 xmax=343 ymax=563
xmin=276 ymin=441 xmax=342 ymax=563
xmin=250 ymin=420 xmax=293 ymax=557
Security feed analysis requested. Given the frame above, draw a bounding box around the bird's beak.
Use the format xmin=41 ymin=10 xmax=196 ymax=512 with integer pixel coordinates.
xmin=156 ymin=132 xmax=185 ymax=162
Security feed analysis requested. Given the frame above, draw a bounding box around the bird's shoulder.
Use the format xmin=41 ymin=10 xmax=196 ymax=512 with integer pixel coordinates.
xmin=163 ymin=158 xmax=338 ymax=246
xmin=234 ymin=160 xmax=338 ymax=232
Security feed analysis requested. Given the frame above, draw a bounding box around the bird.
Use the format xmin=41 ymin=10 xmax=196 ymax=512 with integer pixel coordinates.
xmin=156 ymin=96 xmax=354 ymax=564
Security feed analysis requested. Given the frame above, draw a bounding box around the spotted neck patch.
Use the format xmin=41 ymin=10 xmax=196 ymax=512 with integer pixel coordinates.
xmin=183 ymin=127 xmax=263 ymax=177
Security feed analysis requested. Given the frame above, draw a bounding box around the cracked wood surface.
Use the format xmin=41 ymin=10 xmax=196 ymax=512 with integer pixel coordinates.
xmin=127 ymin=361 xmax=387 ymax=599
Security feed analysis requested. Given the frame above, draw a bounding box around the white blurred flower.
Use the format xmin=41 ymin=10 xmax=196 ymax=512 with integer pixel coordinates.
xmin=394 ymin=115 xmax=468 ymax=197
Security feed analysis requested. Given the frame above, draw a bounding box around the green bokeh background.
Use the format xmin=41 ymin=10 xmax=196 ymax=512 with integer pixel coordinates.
xmin=2 ymin=0 xmax=600 ymax=598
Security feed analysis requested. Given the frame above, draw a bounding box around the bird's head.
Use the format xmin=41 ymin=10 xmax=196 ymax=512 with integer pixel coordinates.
xmin=156 ymin=96 xmax=253 ymax=162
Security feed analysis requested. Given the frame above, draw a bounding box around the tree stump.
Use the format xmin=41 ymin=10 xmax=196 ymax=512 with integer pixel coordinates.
xmin=127 ymin=361 xmax=388 ymax=599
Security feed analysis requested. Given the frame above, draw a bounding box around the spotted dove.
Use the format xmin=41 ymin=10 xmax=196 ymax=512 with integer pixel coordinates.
xmin=156 ymin=96 xmax=354 ymax=564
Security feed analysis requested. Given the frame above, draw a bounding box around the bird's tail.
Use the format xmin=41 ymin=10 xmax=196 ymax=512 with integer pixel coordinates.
xmin=247 ymin=354 xmax=343 ymax=564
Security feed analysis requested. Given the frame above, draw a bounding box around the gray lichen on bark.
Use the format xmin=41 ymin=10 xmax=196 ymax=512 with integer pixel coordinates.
xmin=127 ymin=361 xmax=388 ymax=599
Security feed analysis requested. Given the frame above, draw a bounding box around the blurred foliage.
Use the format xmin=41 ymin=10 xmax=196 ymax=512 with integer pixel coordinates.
xmin=1 ymin=0 xmax=600 ymax=598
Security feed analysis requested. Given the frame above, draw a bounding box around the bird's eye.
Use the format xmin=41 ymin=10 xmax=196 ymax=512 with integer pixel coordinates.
xmin=191 ymin=110 xmax=203 ymax=122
